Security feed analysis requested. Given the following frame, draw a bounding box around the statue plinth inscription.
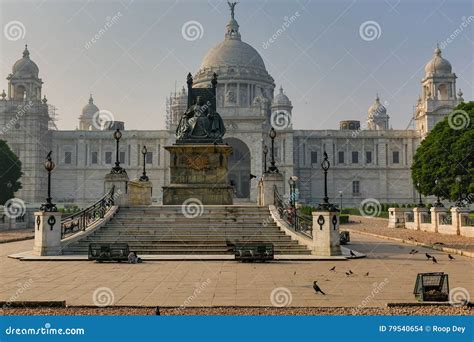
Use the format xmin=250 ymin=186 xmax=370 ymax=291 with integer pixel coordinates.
xmin=162 ymin=73 xmax=233 ymax=205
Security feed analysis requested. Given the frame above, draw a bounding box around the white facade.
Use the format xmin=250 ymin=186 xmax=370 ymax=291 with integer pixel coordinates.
xmin=0 ymin=16 xmax=465 ymax=208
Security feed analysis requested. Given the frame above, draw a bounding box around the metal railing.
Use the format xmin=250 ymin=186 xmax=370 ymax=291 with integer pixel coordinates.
xmin=61 ymin=186 xmax=116 ymax=239
xmin=421 ymin=212 xmax=432 ymax=224
xmin=405 ymin=212 xmax=414 ymax=222
xmin=461 ymin=213 xmax=474 ymax=227
xmin=274 ymin=185 xmax=313 ymax=238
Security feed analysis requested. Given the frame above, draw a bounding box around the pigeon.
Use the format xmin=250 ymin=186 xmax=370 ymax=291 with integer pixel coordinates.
xmin=345 ymin=272 xmax=351 ymax=276
xmin=348 ymin=270 xmax=353 ymax=274
xmin=409 ymin=249 xmax=416 ymax=254
xmin=365 ymin=272 xmax=369 ymax=277
xmin=155 ymin=307 xmax=161 ymax=316
xmin=350 ymin=250 xmax=356 ymax=257
xmin=448 ymin=254 xmax=455 ymax=260
xmin=294 ymin=271 xmax=297 ymax=275
xmin=329 ymin=266 xmax=336 ymax=271
xmin=413 ymin=250 xmax=418 ymax=254
xmin=313 ymin=281 xmax=326 ymax=295
xmin=432 ymin=256 xmax=438 ymax=264
xmin=425 ymin=253 xmax=432 ymax=260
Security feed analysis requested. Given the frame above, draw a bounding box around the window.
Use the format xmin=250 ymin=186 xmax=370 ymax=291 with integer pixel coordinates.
xmin=91 ymin=152 xmax=98 ymax=165
xmin=352 ymin=181 xmax=360 ymax=195
xmin=392 ymin=151 xmax=400 ymax=164
xmin=64 ymin=151 xmax=72 ymax=164
xmin=310 ymin=151 xmax=318 ymax=164
xmin=351 ymin=151 xmax=359 ymax=164
xmin=105 ymin=152 xmax=112 ymax=164
xmin=119 ymin=151 xmax=126 ymax=164
xmin=366 ymin=151 xmax=372 ymax=164
xmin=146 ymin=152 xmax=153 ymax=164
xmin=338 ymin=151 xmax=344 ymax=164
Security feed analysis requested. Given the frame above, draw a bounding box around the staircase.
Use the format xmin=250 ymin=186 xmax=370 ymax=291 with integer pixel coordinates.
xmin=62 ymin=205 xmax=311 ymax=255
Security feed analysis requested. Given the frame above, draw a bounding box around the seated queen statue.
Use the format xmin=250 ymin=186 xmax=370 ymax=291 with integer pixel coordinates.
xmin=175 ymin=73 xmax=226 ymax=144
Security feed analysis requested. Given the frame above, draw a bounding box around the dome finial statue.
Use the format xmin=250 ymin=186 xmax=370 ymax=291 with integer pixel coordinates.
xmin=228 ymin=1 xmax=238 ymax=20
xmin=23 ymin=44 xmax=30 ymax=58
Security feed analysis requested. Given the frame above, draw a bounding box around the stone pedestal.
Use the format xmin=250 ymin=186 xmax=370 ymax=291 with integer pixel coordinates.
xmin=162 ymin=144 xmax=233 ymax=205
xmin=451 ymin=207 xmax=469 ymax=236
xmin=104 ymin=172 xmax=129 ymax=206
xmin=388 ymin=208 xmax=407 ymax=228
xmin=311 ymin=210 xmax=342 ymax=256
xmin=128 ymin=180 xmax=152 ymax=206
xmin=33 ymin=211 xmax=62 ymax=256
xmin=430 ymin=207 xmax=447 ymax=233
xmin=258 ymin=172 xmax=284 ymax=206
xmin=413 ymin=207 xmax=428 ymax=231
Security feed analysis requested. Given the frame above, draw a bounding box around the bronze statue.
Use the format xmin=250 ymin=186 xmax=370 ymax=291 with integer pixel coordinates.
xmin=228 ymin=1 xmax=238 ymax=19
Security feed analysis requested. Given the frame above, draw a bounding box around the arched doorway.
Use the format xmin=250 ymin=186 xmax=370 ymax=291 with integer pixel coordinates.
xmin=224 ymin=138 xmax=251 ymax=198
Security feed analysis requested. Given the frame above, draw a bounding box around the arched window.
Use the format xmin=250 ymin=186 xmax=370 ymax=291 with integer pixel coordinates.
xmin=437 ymin=84 xmax=448 ymax=100
xmin=14 ymin=85 xmax=26 ymax=101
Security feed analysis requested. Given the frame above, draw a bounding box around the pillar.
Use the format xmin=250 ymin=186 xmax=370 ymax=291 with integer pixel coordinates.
xmin=311 ymin=209 xmax=342 ymax=256
xmin=33 ymin=211 xmax=62 ymax=256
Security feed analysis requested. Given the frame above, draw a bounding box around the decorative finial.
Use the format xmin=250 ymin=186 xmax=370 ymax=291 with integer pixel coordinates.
xmin=89 ymin=93 xmax=93 ymax=104
xmin=42 ymin=95 xmax=48 ymax=104
xmin=228 ymin=1 xmax=238 ymax=20
xmin=457 ymin=89 xmax=464 ymax=101
xmin=1 ymin=89 xmax=6 ymax=101
xmin=434 ymin=43 xmax=441 ymax=56
xmin=279 ymin=85 xmax=284 ymax=94
xmin=23 ymin=44 xmax=30 ymax=58
xmin=375 ymin=93 xmax=380 ymax=102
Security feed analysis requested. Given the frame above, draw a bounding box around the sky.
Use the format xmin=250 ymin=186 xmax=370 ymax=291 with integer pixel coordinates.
xmin=0 ymin=0 xmax=472 ymax=131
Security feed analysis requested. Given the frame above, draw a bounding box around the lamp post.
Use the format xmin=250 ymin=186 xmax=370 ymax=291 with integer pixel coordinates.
xmin=140 ymin=145 xmax=149 ymax=182
xmin=339 ymin=191 xmax=343 ymax=210
xmin=416 ymin=182 xmax=424 ymax=208
xmin=263 ymin=145 xmax=268 ymax=173
xmin=268 ymin=128 xmax=279 ymax=173
xmin=317 ymin=151 xmax=335 ymax=211
xmin=434 ymin=178 xmax=443 ymax=207
xmin=288 ymin=176 xmax=298 ymax=208
xmin=112 ymin=128 xmax=124 ymax=174
xmin=40 ymin=151 xmax=57 ymax=212
xmin=455 ymin=176 xmax=463 ymax=207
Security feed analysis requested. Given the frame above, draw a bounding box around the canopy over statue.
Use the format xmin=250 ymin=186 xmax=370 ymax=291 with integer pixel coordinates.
xmin=175 ymin=72 xmax=226 ymax=144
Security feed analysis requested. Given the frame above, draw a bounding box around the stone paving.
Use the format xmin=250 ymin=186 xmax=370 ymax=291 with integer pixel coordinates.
xmin=0 ymin=232 xmax=472 ymax=308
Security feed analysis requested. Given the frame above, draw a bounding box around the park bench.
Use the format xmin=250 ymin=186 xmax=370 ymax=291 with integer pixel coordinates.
xmin=234 ymin=242 xmax=274 ymax=262
xmin=88 ymin=243 xmax=129 ymax=262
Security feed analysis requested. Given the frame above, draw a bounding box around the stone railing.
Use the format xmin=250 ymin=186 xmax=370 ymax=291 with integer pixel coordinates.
xmin=388 ymin=207 xmax=473 ymax=237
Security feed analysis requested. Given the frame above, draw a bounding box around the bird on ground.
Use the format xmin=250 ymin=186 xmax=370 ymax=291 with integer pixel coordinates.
xmin=425 ymin=253 xmax=432 ymax=260
xmin=348 ymin=270 xmax=353 ymax=274
xmin=448 ymin=254 xmax=455 ymax=260
xmin=345 ymin=272 xmax=351 ymax=276
xmin=413 ymin=250 xmax=418 ymax=254
xmin=432 ymin=256 xmax=438 ymax=264
xmin=329 ymin=266 xmax=336 ymax=271
xmin=409 ymin=249 xmax=416 ymax=254
xmin=365 ymin=272 xmax=369 ymax=277
xmin=313 ymin=281 xmax=326 ymax=295
xmin=350 ymin=250 xmax=356 ymax=257
xmin=294 ymin=271 xmax=297 ymax=275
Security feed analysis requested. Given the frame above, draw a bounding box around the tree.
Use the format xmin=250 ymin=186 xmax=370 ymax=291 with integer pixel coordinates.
xmin=0 ymin=139 xmax=22 ymax=204
xmin=412 ymin=102 xmax=474 ymax=203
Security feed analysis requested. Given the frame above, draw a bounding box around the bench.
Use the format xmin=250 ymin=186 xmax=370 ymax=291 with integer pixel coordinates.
xmin=340 ymin=231 xmax=350 ymax=245
xmin=88 ymin=243 xmax=129 ymax=262
xmin=234 ymin=242 xmax=274 ymax=262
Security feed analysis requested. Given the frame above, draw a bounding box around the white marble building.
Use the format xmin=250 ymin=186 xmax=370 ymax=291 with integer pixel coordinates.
xmin=0 ymin=11 xmax=464 ymax=208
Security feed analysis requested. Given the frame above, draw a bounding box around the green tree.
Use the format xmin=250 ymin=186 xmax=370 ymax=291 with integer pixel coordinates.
xmin=0 ymin=139 xmax=22 ymax=204
xmin=412 ymin=102 xmax=474 ymax=203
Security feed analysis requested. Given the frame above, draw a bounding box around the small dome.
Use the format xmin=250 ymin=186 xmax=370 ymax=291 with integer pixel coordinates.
xmin=12 ymin=45 xmax=39 ymax=78
xmin=368 ymin=94 xmax=387 ymax=117
xmin=424 ymin=46 xmax=452 ymax=75
xmin=82 ymin=94 xmax=99 ymax=117
xmin=272 ymin=86 xmax=292 ymax=107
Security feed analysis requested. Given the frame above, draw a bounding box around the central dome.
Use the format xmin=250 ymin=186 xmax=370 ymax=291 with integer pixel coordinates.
xmin=200 ymin=39 xmax=267 ymax=71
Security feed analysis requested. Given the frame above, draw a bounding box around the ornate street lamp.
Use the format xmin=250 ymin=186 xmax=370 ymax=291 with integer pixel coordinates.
xmin=268 ymin=127 xmax=279 ymax=173
xmin=40 ymin=151 xmax=57 ymax=212
xmin=288 ymin=176 xmax=297 ymax=208
xmin=263 ymin=145 xmax=268 ymax=173
xmin=434 ymin=178 xmax=443 ymax=207
xmin=416 ymin=182 xmax=424 ymax=208
xmin=339 ymin=191 xmax=343 ymax=210
xmin=140 ymin=145 xmax=149 ymax=182
xmin=317 ymin=152 xmax=336 ymax=211
xmin=111 ymin=128 xmax=125 ymax=174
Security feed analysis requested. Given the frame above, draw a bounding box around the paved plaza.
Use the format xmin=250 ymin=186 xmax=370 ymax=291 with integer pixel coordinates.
xmin=1 ymin=231 xmax=472 ymax=308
